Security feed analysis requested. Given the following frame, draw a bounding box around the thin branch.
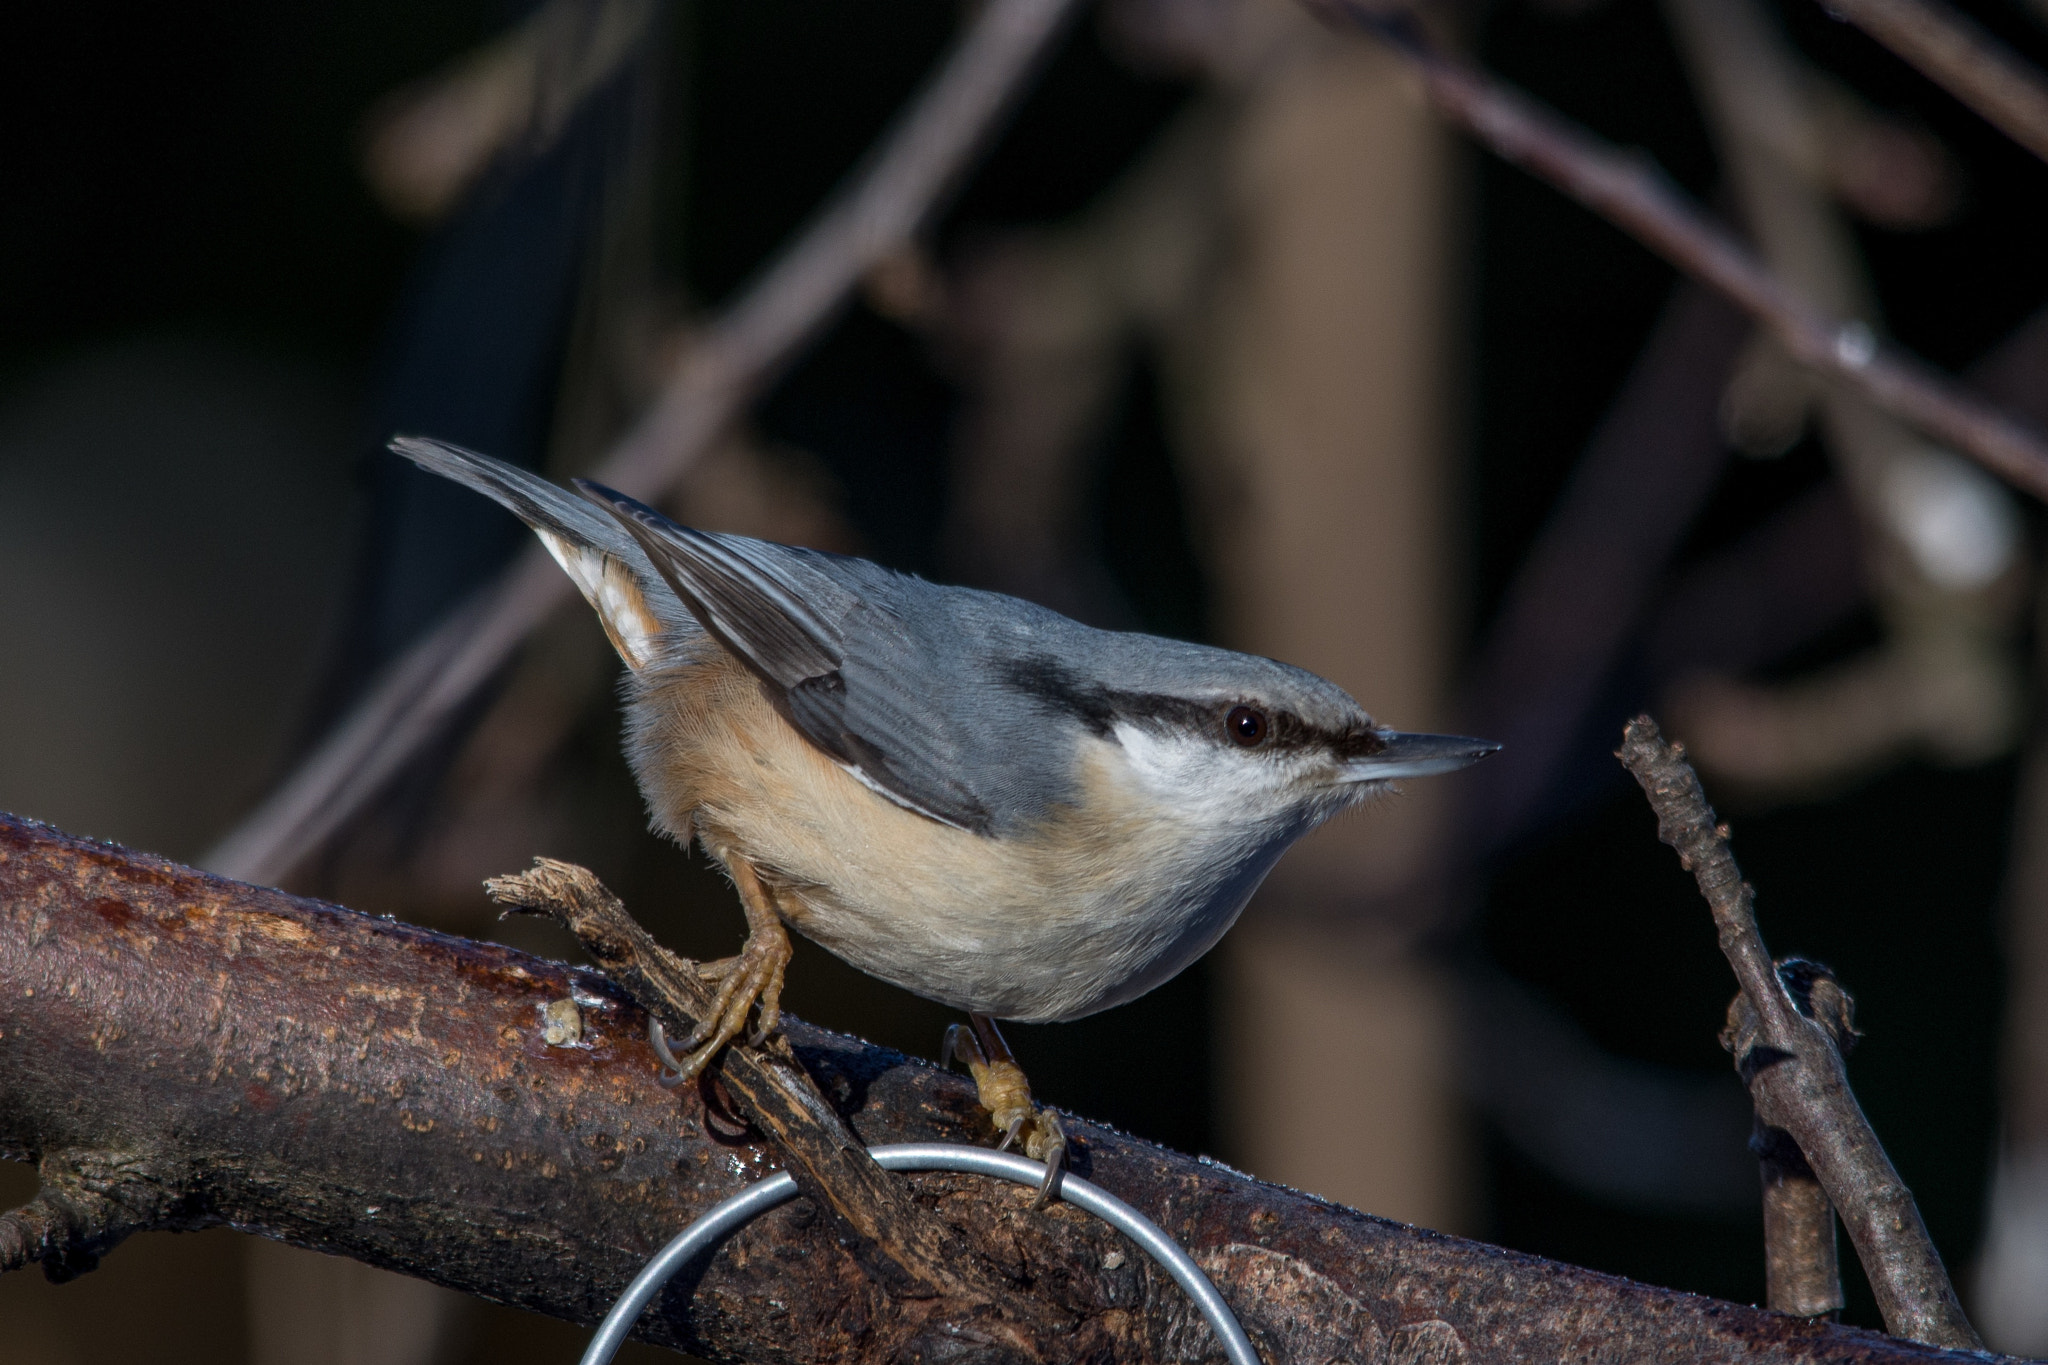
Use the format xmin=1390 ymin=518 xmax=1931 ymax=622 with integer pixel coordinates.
xmin=1820 ymin=0 xmax=2048 ymax=168
xmin=1 ymin=809 xmax=2025 ymax=1364
xmin=202 ymin=0 xmax=1082 ymax=886
xmin=1309 ymin=2 xmax=2048 ymax=505
xmin=1617 ymin=716 xmax=1979 ymax=1349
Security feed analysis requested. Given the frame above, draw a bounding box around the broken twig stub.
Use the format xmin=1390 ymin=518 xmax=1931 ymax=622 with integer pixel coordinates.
xmin=1726 ymin=959 xmax=1865 ymax=1318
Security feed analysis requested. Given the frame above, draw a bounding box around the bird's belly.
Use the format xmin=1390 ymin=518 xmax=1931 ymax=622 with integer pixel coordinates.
xmin=774 ymin=843 xmax=1276 ymax=1023
xmin=718 ymin=757 xmax=1292 ymax=1022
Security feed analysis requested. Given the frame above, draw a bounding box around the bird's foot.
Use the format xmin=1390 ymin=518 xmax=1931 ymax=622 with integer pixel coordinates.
xmin=945 ymin=1015 xmax=1067 ymax=1205
xmin=650 ymin=918 xmax=791 ymax=1086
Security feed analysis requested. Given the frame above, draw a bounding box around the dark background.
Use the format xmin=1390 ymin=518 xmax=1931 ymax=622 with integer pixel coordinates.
xmin=5 ymin=0 xmax=2048 ymax=1347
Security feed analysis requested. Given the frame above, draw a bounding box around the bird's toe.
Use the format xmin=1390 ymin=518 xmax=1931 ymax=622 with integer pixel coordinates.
xmin=651 ymin=927 xmax=793 ymax=1082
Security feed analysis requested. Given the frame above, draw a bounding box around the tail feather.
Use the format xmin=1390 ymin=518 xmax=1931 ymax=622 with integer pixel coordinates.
xmin=389 ymin=435 xmax=688 ymax=669
xmin=390 ymin=435 xmax=639 ymax=561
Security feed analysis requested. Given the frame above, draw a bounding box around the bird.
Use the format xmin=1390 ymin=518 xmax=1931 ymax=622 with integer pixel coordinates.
xmin=392 ymin=435 xmax=1496 ymax=1184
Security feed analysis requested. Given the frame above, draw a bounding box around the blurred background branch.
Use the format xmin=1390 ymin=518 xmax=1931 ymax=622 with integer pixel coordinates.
xmin=362 ymin=0 xmax=662 ymax=224
xmin=1318 ymin=0 xmax=2048 ymax=501
xmin=1817 ymin=0 xmax=2048 ymax=166
xmin=201 ymin=0 xmax=1082 ymax=890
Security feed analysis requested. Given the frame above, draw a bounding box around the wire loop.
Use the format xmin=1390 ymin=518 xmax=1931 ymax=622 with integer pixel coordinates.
xmin=579 ymin=1142 xmax=1261 ymax=1365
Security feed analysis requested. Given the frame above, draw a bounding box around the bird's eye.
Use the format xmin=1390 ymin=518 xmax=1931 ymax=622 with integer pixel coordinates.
xmin=1226 ymin=706 xmax=1267 ymax=746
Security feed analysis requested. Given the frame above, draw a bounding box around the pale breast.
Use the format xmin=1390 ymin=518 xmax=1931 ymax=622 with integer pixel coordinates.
xmin=622 ymin=649 xmax=1285 ymax=1021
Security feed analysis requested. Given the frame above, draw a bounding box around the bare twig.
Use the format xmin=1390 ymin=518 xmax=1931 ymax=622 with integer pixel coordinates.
xmin=0 ymin=1177 xmax=177 ymax=1283
xmin=1820 ymin=0 xmax=2048 ymax=168
xmin=202 ymin=0 xmax=1081 ymax=886
xmin=1308 ymin=2 xmax=2048 ymax=505
xmin=1617 ymin=716 xmax=1979 ymax=1348
xmin=2 ymin=809 xmax=2027 ymax=1363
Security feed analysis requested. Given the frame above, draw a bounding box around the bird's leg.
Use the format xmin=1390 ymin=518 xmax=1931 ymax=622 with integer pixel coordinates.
xmin=653 ymin=854 xmax=792 ymax=1085
xmin=945 ymin=1014 xmax=1033 ymax=1148
xmin=944 ymin=1012 xmax=1068 ymax=1204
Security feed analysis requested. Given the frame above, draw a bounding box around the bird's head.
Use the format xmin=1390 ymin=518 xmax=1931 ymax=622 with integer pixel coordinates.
xmin=1000 ymin=642 xmax=1497 ymax=842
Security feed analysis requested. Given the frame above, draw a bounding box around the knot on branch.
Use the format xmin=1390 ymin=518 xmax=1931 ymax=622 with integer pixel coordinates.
xmin=2 ymin=1149 xmax=194 ymax=1282
xmin=1722 ymin=958 xmax=1862 ymax=1082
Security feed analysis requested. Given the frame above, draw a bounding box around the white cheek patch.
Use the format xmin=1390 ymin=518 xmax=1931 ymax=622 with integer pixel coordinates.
xmin=538 ymin=530 xmax=662 ymax=670
xmin=1107 ymin=722 xmax=1282 ymax=830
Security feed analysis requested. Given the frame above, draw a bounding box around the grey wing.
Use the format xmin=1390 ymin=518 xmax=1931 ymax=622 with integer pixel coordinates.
xmin=786 ymin=648 xmax=997 ymax=835
xmin=577 ymin=481 xmax=997 ymax=835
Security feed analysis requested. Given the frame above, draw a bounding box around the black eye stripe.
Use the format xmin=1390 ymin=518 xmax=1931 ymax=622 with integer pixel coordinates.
xmin=995 ymin=655 xmax=1382 ymax=755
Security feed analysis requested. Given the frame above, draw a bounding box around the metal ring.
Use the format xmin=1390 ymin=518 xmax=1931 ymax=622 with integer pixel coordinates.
xmin=580 ymin=1142 xmax=1260 ymax=1365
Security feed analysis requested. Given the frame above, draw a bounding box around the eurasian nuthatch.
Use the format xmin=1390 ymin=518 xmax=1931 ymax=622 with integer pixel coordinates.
xmin=394 ymin=436 xmax=1496 ymax=1177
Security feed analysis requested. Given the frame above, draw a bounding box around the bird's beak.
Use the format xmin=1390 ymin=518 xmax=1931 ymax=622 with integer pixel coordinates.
xmin=1341 ymin=731 xmax=1500 ymax=782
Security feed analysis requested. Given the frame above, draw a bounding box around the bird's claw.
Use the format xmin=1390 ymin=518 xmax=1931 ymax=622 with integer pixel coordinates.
xmin=1023 ymin=1108 xmax=1066 ymax=1207
xmin=649 ymin=1015 xmax=692 ymax=1088
xmin=944 ymin=1017 xmax=1069 ymax=1204
xmin=649 ymin=925 xmax=791 ymax=1085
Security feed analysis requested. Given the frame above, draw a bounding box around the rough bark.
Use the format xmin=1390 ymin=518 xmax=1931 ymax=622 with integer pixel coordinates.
xmin=0 ymin=811 xmax=2014 ymax=1365
xmin=483 ymin=856 xmax=1069 ymax=1347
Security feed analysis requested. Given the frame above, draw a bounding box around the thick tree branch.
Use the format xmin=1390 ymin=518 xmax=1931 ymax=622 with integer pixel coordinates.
xmin=0 ymin=809 xmax=2025 ymax=1364
xmin=1819 ymin=0 xmax=2048 ymax=168
xmin=1308 ymin=2 xmax=2048 ymax=505
xmin=1617 ymin=717 xmax=1980 ymax=1349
